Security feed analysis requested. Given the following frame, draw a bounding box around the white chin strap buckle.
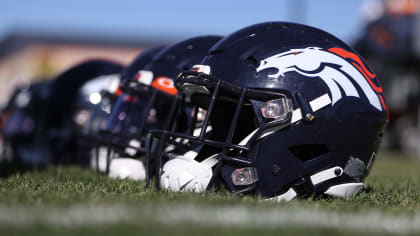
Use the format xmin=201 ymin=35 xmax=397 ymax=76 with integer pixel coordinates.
xmin=160 ymin=151 xmax=218 ymax=192
xmin=108 ymin=158 xmax=146 ymax=181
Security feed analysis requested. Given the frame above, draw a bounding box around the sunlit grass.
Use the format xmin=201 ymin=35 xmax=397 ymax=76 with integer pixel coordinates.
xmin=0 ymin=151 xmax=418 ymax=236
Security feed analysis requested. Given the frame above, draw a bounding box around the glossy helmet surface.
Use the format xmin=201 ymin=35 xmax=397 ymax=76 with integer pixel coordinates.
xmin=147 ymin=22 xmax=388 ymax=200
xmin=48 ymin=59 xmax=124 ymax=165
xmin=96 ymin=36 xmax=222 ymax=180
xmin=91 ymin=45 xmax=165 ymax=174
xmin=0 ymin=59 xmax=123 ymax=167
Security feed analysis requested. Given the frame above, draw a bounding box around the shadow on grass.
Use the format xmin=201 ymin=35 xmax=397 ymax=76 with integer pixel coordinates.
xmin=0 ymin=161 xmax=40 ymax=178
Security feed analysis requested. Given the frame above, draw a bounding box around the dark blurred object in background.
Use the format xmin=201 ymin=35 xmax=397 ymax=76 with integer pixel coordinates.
xmin=0 ymin=81 xmax=51 ymax=165
xmin=354 ymin=0 xmax=420 ymax=156
xmin=0 ymin=60 xmax=123 ymax=174
xmin=355 ymin=0 xmax=419 ymax=57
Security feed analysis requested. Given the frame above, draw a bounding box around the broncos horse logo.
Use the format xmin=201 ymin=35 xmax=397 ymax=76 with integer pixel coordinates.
xmin=256 ymin=47 xmax=387 ymax=112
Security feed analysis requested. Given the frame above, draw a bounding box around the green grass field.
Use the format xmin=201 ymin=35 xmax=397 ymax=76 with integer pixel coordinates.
xmin=0 ymin=151 xmax=420 ymax=236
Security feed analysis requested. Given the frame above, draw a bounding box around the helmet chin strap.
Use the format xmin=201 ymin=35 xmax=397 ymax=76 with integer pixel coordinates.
xmin=160 ymin=154 xmax=364 ymax=199
xmin=268 ymin=166 xmax=364 ymax=202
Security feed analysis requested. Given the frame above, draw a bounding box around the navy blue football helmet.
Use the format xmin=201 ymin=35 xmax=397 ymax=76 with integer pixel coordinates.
xmin=0 ymin=59 xmax=123 ymax=167
xmin=79 ymin=48 xmax=166 ymax=145
xmin=146 ymin=22 xmax=388 ymax=200
xmin=91 ymin=45 xmax=165 ymax=175
xmin=95 ymin=36 xmax=222 ymax=180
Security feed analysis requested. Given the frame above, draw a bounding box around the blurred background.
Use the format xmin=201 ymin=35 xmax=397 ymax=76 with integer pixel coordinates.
xmin=0 ymin=0 xmax=419 ymax=156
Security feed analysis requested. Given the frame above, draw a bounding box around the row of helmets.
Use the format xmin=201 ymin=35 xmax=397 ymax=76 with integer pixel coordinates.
xmin=0 ymin=22 xmax=388 ymax=201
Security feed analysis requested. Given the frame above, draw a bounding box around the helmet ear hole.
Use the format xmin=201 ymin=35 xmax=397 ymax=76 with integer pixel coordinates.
xmin=288 ymin=144 xmax=329 ymax=162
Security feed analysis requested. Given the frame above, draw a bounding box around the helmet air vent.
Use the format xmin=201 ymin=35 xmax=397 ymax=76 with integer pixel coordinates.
xmin=289 ymin=144 xmax=329 ymax=162
xmin=246 ymin=56 xmax=258 ymax=67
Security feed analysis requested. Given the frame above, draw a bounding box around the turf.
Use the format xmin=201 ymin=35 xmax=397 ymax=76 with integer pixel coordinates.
xmin=0 ymin=151 xmax=419 ymax=235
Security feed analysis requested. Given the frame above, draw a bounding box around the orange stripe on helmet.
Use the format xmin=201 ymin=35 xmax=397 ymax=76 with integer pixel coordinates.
xmin=351 ymin=62 xmax=383 ymax=93
xmin=378 ymin=94 xmax=390 ymax=120
xmin=328 ymin=47 xmax=383 ymax=93
xmin=328 ymin=47 xmax=376 ymax=78
xmin=114 ymin=87 xmax=123 ymax=96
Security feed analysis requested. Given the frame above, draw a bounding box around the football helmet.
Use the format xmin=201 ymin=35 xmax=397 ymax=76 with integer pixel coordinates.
xmin=91 ymin=45 xmax=165 ymax=174
xmin=0 ymin=59 xmax=123 ymax=167
xmin=146 ymin=22 xmax=389 ymax=200
xmin=95 ymin=36 xmax=222 ymax=180
xmin=72 ymin=70 xmax=122 ymax=164
xmin=47 ymin=59 xmax=124 ymax=165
